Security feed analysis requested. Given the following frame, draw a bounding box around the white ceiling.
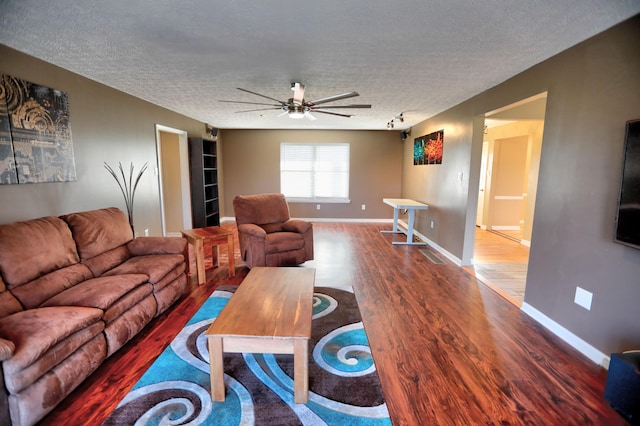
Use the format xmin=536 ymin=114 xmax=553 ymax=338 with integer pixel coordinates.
xmin=1 ymin=1 xmax=638 ymax=130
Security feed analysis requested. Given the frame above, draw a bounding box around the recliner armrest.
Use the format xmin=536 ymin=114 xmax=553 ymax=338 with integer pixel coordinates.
xmin=127 ymin=237 xmax=187 ymax=256
xmin=238 ymin=224 xmax=267 ymax=238
xmin=0 ymin=337 xmax=15 ymax=361
xmin=283 ymin=219 xmax=312 ymax=234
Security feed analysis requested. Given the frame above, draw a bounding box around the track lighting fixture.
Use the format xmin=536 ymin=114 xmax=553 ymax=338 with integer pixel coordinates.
xmin=387 ymin=112 xmax=405 ymax=129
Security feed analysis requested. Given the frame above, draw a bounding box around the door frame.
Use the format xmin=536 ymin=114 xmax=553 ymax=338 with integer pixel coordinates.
xmin=155 ymin=124 xmax=192 ymax=236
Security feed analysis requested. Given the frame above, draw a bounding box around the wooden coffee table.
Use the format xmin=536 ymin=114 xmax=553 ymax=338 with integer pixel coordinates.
xmin=206 ymin=267 xmax=315 ymax=403
xmin=181 ymin=226 xmax=235 ymax=285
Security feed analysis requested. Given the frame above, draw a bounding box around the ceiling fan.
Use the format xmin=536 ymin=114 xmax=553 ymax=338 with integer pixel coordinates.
xmin=220 ymin=82 xmax=371 ymax=120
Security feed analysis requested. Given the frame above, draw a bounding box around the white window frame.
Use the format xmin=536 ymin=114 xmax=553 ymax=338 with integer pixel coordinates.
xmin=280 ymin=142 xmax=350 ymax=203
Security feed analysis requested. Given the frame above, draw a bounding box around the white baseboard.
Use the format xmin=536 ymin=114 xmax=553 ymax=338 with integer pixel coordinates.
xmin=521 ymin=302 xmax=610 ymax=369
xmin=397 ymin=219 xmax=462 ymax=266
xmin=491 ymin=225 xmax=521 ymax=231
xmin=521 ymin=239 xmax=531 ymax=247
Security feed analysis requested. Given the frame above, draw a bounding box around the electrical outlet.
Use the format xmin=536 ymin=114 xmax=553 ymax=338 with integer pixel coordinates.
xmin=574 ymin=286 xmax=593 ymax=310
xmin=316 ymin=204 xmax=320 ymax=210
xmin=430 ymin=220 xmax=435 ymax=229
xmin=144 ymin=228 xmax=149 ymax=236
xmin=361 ymin=204 xmax=366 ymax=210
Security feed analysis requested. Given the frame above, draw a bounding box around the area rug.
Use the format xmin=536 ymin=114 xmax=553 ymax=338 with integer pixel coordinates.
xmin=103 ymin=286 xmax=391 ymax=425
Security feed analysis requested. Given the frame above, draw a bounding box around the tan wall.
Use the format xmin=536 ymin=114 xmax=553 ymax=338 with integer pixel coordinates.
xmin=221 ymin=129 xmax=403 ymax=219
xmin=402 ymin=15 xmax=640 ymax=355
xmin=0 ymin=45 xmax=210 ymax=235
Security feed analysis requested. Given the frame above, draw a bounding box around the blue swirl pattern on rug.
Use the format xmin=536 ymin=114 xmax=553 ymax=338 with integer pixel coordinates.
xmin=103 ymin=287 xmax=391 ymax=425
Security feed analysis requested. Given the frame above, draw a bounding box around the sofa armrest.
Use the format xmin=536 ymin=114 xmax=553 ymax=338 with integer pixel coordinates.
xmin=127 ymin=237 xmax=187 ymax=256
xmin=237 ymin=224 xmax=267 ymax=238
xmin=283 ymin=219 xmax=312 ymax=234
xmin=0 ymin=338 xmax=15 ymax=361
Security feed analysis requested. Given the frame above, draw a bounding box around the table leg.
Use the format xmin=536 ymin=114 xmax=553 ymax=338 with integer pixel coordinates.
xmin=195 ymin=238 xmax=206 ymax=285
xmin=208 ymin=336 xmax=225 ymax=401
xmin=293 ymin=339 xmax=309 ymax=404
xmin=227 ymin=234 xmax=235 ymax=277
xmin=392 ymin=207 xmax=399 ymax=232
xmin=406 ymin=208 xmax=416 ymax=243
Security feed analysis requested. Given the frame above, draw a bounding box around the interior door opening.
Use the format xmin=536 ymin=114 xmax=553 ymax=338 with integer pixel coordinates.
xmin=155 ymin=125 xmax=192 ymax=236
xmin=469 ymin=92 xmax=547 ymax=306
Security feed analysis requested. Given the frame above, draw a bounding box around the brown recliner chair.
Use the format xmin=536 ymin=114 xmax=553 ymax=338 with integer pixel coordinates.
xmin=233 ymin=193 xmax=314 ymax=268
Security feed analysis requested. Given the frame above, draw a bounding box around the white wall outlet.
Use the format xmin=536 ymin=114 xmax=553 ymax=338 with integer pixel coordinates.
xmin=574 ymin=286 xmax=593 ymax=310
xmin=316 ymin=204 xmax=320 ymax=210
xmin=457 ymin=171 xmax=464 ymax=182
xmin=144 ymin=228 xmax=149 ymax=237
xmin=361 ymin=204 xmax=366 ymax=210
xmin=430 ymin=220 xmax=435 ymax=229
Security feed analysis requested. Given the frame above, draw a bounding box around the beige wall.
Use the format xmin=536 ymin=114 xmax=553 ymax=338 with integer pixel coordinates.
xmin=0 ymin=45 xmax=210 ymax=235
xmin=221 ymin=129 xmax=403 ymax=219
xmin=401 ymin=15 xmax=640 ymax=356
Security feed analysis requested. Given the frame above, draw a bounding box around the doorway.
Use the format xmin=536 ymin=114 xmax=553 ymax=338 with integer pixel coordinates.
xmin=470 ymin=93 xmax=547 ymax=305
xmin=155 ymin=125 xmax=192 ymax=236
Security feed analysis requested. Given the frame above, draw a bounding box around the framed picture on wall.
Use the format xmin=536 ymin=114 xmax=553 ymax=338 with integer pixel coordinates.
xmin=414 ymin=129 xmax=444 ymax=165
xmin=0 ymin=74 xmax=76 ymax=184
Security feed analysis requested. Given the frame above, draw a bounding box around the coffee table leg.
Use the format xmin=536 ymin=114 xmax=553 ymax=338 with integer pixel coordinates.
xmin=293 ymin=339 xmax=309 ymax=403
xmin=208 ymin=336 xmax=225 ymax=401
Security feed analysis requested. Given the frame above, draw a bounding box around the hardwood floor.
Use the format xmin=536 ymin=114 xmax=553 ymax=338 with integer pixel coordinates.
xmin=464 ymin=228 xmax=530 ymax=306
xmin=39 ymin=222 xmax=625 ymax=425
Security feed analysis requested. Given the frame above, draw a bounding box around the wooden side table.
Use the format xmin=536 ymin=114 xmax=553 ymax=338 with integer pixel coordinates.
xmin=181 ymin=226 xmax=235 ymax=285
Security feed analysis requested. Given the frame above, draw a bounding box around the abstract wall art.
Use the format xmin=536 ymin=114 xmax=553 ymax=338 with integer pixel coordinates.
xmin=414 ymin=129 xmax=444 ymax=165
xmin=0 ymin=74 xmax=76 ymax=184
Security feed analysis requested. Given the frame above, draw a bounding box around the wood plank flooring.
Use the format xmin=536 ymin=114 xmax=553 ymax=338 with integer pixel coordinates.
xmin=39 ymin=222 xmax=625 ymax=425
xmin=464 ymin=228 xmax=530 ymax=306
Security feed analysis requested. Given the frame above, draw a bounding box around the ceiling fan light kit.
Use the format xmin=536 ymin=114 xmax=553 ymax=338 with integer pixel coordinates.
xmin=220 ymin=82 xmax=372 ymax=120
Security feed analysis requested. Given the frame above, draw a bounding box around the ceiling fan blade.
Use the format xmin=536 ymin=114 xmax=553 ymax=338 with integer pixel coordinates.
xmin=310 ymin=104 xmax=371 ymax=109
xmin=219 ymin=100 xmax=282 ymax=107
xmin=312 ymin=109 xmax=354 ymax=118
xmin=236 ymin=87 xmax=287 ymax=105
xmin=308 ymin=91 xmax=359 ymax=106
xmin=292 ymin=82 xmax=305 ymax=105
xmin=235 ymin=107 xmax=282 ymax=113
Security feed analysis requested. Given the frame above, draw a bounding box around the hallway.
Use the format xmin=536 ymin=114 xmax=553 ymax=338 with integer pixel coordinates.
xmin=464 ymin=227 xmax=530 ymax=306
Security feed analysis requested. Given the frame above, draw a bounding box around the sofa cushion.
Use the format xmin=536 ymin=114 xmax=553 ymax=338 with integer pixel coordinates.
xmin=0 ymin=276 xmax=23 ymax=320
xmin=10 ymin=263 xmax=94 ymax=310
xmin=41 ymin=274 xmax=152 ymax=323
xmin=102 ymin=254 xmax=185 ymax=284
xmin=61 ymin=208 xmax=133 ymax=260
xmin=0 ymin=216 xmax=79 ymax=287
xmin=233 ymin=193 xmax=291 ymax=225
xmin=0 ymin=306 xmax=105 ymax=392
xmin=264 ymin=232 xmax=305 ymax=254
xmin=127 ymin=237 xmax=187 ymax=256
xmin=80 ymin=245 xmax=131 ymax=279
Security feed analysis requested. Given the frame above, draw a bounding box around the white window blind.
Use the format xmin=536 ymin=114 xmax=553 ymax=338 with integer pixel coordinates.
xmin=280 ymin=143 xmax=350 ymax=202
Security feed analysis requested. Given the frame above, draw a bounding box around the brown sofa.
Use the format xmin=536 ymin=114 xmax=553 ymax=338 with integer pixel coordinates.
xmin=0 ymin=207 xmax=188 ymax=426
xmin=233 ymin=193 xmax=314 ymax=268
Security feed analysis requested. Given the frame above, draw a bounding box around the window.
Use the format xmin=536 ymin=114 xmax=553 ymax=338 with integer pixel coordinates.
xmin=280 ymin=143 xmax=350 ymax=202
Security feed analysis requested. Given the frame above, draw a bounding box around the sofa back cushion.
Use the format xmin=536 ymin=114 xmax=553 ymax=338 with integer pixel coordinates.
xmin=0 ymin=216 xmax=80 ymax=288
xmin=61 ymin=208 xmax=133 ymax=260
xmin=233 ymin=193 xmax=291 ymax=226
xmin=0 ymin=276 xmax=23 ymax=319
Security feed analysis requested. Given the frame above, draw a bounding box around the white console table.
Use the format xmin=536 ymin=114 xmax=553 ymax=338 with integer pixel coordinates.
xmin=381 ymin=198 xmax=429 ymax=245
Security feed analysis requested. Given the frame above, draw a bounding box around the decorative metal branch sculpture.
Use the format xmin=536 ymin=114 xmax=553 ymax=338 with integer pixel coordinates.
xmin=104 ymin=161 xmax=148 ymax=235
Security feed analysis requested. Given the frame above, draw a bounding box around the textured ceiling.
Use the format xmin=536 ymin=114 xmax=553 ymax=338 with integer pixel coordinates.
xmin=1 ymin=1 xmax=638 ymax=130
